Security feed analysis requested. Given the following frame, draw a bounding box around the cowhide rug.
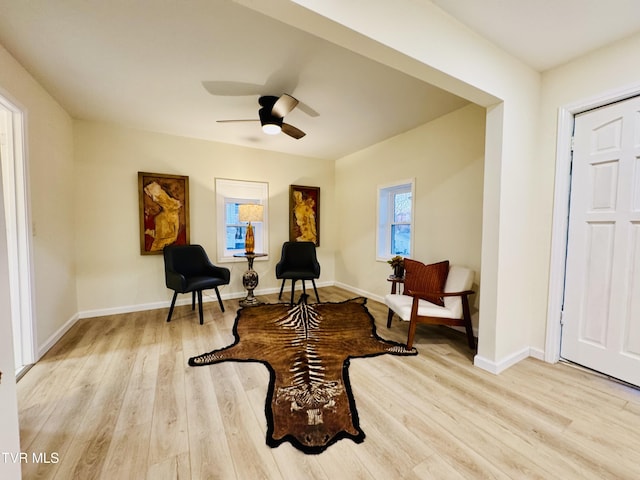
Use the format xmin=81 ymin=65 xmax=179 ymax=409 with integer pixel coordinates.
xmin=188 ymin=297 xmax=417 ymax=454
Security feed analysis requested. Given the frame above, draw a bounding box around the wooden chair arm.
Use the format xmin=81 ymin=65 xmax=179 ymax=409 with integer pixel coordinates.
xmin=441 ymin=290 xmax=474 ymax=297
xmin=406 ymin=289 xmax=475 ymax=299
xmin=405 ymin=290 xmax=476 ymax=297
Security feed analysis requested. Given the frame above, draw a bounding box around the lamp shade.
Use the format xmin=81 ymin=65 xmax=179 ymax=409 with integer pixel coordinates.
xmin=238 ymin=204 xmax=264 ymax=223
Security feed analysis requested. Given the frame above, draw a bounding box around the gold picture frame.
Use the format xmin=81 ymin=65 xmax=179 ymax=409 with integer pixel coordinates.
xmin=138 ymin=172 xmax=190 ymax=255
xmin=289 ymin=185 xmax=320 ymax=246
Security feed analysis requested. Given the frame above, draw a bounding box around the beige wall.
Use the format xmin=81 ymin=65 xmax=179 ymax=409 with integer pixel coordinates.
xmin=73 ymin=106 xmax=485 ymax=320
xmin=0 ymin=44 xmax=76 ymax=352
xmin=73 ymin=121 xmax=336 ymax=314
xmin=334 ymin=104 xmax=485 ymax=324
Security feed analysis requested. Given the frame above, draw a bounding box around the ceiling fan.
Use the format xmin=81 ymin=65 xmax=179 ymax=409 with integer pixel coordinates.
xmin=217 ymin=94 xmax=306 ymax=139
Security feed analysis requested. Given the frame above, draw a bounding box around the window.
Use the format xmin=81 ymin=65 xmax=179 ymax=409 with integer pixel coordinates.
xmin=215 ymin=178 xmax=269 ymax=262
xmin=377 ymin=179 xmax=414 ymax=260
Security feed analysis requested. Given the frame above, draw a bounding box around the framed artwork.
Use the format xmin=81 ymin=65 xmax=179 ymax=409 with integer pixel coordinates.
xmin=289 ymin=185 xmax=320 ymax=246
xmin=138 ymin=172 xmax=190 ymax=255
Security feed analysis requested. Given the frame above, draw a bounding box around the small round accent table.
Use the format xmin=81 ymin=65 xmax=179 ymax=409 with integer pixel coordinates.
xmin=234 ymin=253 xmax=267 ymax=307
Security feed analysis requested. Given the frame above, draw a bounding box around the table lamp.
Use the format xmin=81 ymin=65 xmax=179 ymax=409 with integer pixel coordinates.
xmin=238 ymin=204 xmax=263 ymax=254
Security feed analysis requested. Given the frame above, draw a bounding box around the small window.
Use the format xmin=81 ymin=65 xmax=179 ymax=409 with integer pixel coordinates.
xmin=215 ymin=179 xmax=269 ymax=262
xmin=223 ymin=199 xmax=261 ymax=251
xmin=377 ymin=179 xmax=414 ymax=260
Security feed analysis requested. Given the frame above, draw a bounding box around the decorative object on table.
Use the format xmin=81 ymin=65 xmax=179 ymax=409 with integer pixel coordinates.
xmin=138 ymin=172 xmax=189 ymax=255
xmin=189 ymin=297 xmax=416 ymax=454
xmin=163 ymin=244 xmax=230 ymax=325
xmin=233 ymin=252 xmax=268 ymax=307
xmin=387 ymin=255 xmax=405 ymax=278
xmin=275 ymin=241 xmax=321 ymax=305
xmin=385 ymin=258 xmax=476 ymax=351
xmin=289 ymin=185 xmax=320 ymax=246
xmin=238 ymin=204 xmax=264 ymax=254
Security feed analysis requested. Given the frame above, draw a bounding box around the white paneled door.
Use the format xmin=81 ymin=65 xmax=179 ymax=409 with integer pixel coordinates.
xmin=561 ymin=95 xmax=640 ymax=386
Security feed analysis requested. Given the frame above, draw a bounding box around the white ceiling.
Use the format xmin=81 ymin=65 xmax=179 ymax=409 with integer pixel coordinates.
xmin=429 ymin=0 xmax=640 ymax=72
xmin=1 ymin=0 xmax=639 ymax=160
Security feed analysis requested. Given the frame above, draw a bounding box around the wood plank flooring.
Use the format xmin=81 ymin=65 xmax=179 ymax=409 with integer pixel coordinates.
xmin=17 ymin=287 xmax=640 ymax=479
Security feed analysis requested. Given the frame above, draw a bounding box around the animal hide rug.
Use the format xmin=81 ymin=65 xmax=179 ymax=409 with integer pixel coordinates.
xmin=188 ymin=297 xmax=417 ymax=454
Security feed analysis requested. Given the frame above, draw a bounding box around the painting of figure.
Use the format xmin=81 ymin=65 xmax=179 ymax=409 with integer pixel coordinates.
xmin=289 ymin=185 xmax=320 ymax=246
xmin=138 ymin=172 xmax=190 ymax=254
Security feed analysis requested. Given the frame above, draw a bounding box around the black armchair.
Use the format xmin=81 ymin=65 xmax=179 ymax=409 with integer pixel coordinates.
xmin=163 ymin=244 xmax=231 ymax=324
xmin=275 ymin=241 xmax=321 ymax=305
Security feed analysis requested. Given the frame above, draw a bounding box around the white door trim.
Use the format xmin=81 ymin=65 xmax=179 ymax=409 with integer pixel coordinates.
xmin=0 ymin=92 xmax=36 ymax=370
xmin=546 ymin=82 xmax=640 ymax=363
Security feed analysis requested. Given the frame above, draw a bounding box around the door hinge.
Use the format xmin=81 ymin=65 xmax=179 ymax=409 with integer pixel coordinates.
xmin=560 ymin=309 xmax=565 ymax=326
xmin=570 ymin=136 xmax=575 ymax=152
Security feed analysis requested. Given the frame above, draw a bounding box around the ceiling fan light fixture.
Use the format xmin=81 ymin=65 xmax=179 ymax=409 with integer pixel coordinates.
xmin=262 ymin=122 xmax=281 ymax=135
xmin=259 ymin=106 xmax=283 ymax=135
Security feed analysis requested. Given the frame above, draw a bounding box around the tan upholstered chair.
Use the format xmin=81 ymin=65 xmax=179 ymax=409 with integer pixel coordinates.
xmin=384 ymin=260 xmax=476 ymax=350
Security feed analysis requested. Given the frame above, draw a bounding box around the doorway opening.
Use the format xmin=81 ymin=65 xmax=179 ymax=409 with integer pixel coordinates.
xmin=0 ymin=93 xmax=36 ymax=377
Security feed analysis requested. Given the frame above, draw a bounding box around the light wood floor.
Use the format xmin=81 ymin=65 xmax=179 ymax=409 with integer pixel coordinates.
xmin=17 ymin=286 xmax=640 ymax=479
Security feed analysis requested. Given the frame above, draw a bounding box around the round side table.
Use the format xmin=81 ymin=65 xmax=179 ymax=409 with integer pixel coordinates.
xmin=386 ymin=275 xmax=405 ymax=327
xmin=233 ymin=253 xmax=268 ymax=306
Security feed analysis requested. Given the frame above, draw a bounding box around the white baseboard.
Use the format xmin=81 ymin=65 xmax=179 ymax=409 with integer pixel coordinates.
xmin=78 ymin=300 xmax=169 ymax=319
xmin=77 ymin=281 xmax=337 ymax=319
xmin=333 ymin=281 xmax=384 ymax=303
xmin=529 ymin=347 xmax=545 ymax=361
xmin=38 ymin=312 xmax=80 ymax=360
xmin=44 ymin=282 xmax=546 ymax=377
xmin=474 ymin=346 xmax=533 ymax=375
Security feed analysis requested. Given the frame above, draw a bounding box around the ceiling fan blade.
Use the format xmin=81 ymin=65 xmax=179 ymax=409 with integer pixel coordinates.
xmin=272 ymin=94 xmax=299 ymax=118
xmin=296 ymin=101 xmax=320 ymax=118
xmin=282 ymin=123 xmax=306 ymax=139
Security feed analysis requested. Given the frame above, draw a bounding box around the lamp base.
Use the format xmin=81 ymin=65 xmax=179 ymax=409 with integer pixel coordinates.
xmin=245 ymin=222 xmax=255 ymax=254
xmin=239 ymin=254 xmax=261 ymax=307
